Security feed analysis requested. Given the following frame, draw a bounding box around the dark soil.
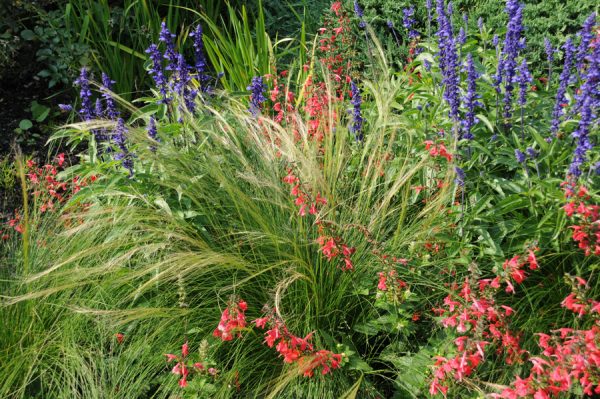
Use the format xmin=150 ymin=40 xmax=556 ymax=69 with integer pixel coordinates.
xmin=0 ymin=39 xmax=72 ymax=217
xmin=0 ymin=41 xmax=70 ymax=156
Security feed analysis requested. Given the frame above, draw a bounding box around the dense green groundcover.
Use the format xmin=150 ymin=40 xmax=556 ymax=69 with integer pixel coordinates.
xmin=0 ymin=0 xmax=599 ymax=398
xmin=348 ymin=0 xmax=599 ymax=71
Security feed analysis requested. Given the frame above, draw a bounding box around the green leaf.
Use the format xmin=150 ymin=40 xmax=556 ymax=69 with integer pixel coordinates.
xmin=353 ymin=321 xmax=380 ymax=335
xmin=476 ymin=113 xmax=495 ymax=134
xmin=338 ymin=375 xmax=363 ymax=399
xmin=31 ymin=101 xmax=51 ymax=122
xmin=346 ymin=357 xmax=373 ymax=372
xmin=20 ymin=29 xmax=36 ymax=41
xmin=19 ymin=119 xmax=33 ymax=130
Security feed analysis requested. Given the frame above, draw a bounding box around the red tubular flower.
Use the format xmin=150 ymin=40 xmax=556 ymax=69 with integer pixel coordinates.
xmin=430 ymin=273 xmax=529 ymax=395
xmin=181 ymin=342 xmax=189 ymax=357
xmin=253 ymin=317 xmax=268 ymax=328
xmin=561 ymin=293 xmax=587 ymax=316
xmin=165 ymin=353 xmax=178 ymax=362
xmin=377 ymin=272 xmax=387 ymax=291
xmin=213 ymin=298 xmax=248 ymax=341
xmin=115 ymin=333 xmax=124 ymax=344
xmin=563 ymin=185 xmax=599 ymax=256
xmin=252 ymin=311 xmax=342 ymax=377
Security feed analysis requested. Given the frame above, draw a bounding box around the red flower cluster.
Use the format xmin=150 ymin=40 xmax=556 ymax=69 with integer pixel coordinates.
xmin=166 ymin=342 xmax=191 ymax=388
xmin=26 ymin=155 xmax=96 ymax=212
xmin=430 ymin=275 xmax=527 ymax=396
xmin=253 ymin=312 xmax=343 ymax=377
xmin=497 ymin=248 xmax=539 ymax=294
xmin=6 ymin=212 xmax=23 ymax=235
xmin=4 ymin=155 xmax=97 ymax=237
xmin=265 ymin=71 xmax=296 ymax=125
xmin=377 ymin=269 xmax=407 ymax=292
xmin=562 ymin=184 xmax=599 ymax=256
xmin=315 ymin=2 xmax=353 ymax=90
xmin=283 ymin=168 xmax=327 ymax=217
xmin=302 ymin=77 xmax=338 ymax=142
xmin=424 ymin=140 xmax=453 ymax=162
xmin=300 ymin=1 xmax=355 ymax=141
xmin=316 ymin=234 xmax=355 ymax=270
xmin=165 ymin=342 xmax=218 ymax=388
xmin=213 ymin=299 xmax=248 ymax=341
xmin=424 ymin=240 xmax=442 ymax=253
xmin=560 ymin=276 xmax=600 ymax=317
xmin=493 ymin=281 xmax=600 ymax=398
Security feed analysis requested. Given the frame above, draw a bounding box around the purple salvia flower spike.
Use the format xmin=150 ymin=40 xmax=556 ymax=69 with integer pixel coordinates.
xmin=499 ymin=0 xmax=525 ymax=125
xmin=247 ymin=76 xmax=267 ymax=116
xmin=515 ymin=149 xmax=526 ymax=163
xmin=146 ymin=43 xmax=170 ymax=104
xmin=354 ymin=1 xmax=366 ymax=28
xmin=544 ymin=37 xmax=554 ymax=64
xmin=426 ymin=0 xmax=433 ymax=23
xmin=75 ymin=67 xmax=94 ymax=121
xmin=569 ymin=37 xmax=599 ymax=181
xmin=101 ymin=72 xmax=119 ymax=120
xmin=550 ymin=38 xmax=576 ymax=138
xmin=113 ymin=118 xmax=134 ymax=177
xmin=454 ymin=166 xmax=466 ymax=186
xmin=461 ymin=53 xmax=482 ymax=140
xmin=517 ymin=59 xmax=532 ymax=107
xmin=436 ymin=0 xmax=460 ymax=124
xmin=159 ymin=22 xmax=178 ymax=72
xmin=190 ymin=24 xmax=210 ymax=89
xmin=458 ymin=27 xmax=466 ymax=46
xmin=350 ymin=81 xmax=364 ymax=141
xmin=576 ymin=13 xmax=596 ymax=74
xmin=403 ymin=6 xmax=418 ymax=40
xmin=147 ymin=117 xmax=159 ymax=152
